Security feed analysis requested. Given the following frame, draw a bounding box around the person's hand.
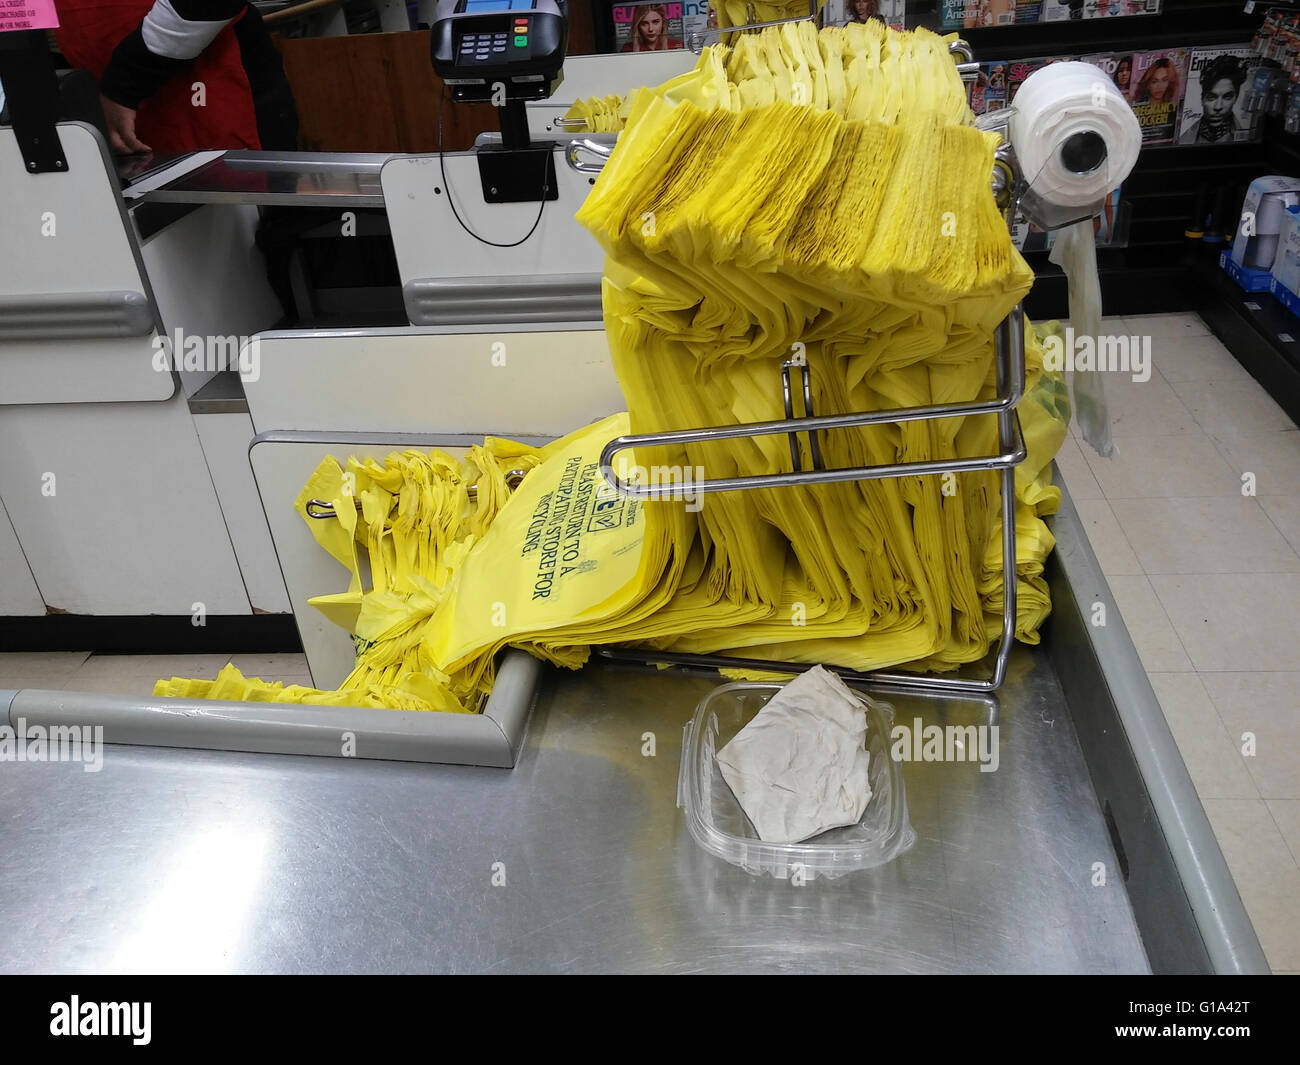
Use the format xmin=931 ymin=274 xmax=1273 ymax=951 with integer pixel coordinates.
xmin=100 ymin=94 xmax=152 ymax=154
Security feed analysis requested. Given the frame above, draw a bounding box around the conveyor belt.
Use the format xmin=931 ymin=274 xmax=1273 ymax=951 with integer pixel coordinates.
xmin=138 ymin=151 xmax=390 ymax=208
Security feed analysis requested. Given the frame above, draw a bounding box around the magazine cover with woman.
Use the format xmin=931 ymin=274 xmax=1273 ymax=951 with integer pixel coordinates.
xmin=822 ymin=0 xmax=905 ymax=29
xmin=1130 ymin=48 xmax=1189 ymax=145
xmin=940 ymin=0 xmax=1015 ymax=27
xmin=1084 ymin=51 xmax=1137 ymax=100
xmin=613 ymin=3 xmax=688 ymax=51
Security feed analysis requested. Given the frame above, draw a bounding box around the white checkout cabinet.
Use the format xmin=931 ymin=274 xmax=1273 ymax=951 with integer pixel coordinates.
xmin=0 ymin=50 xmax=687 ymax=628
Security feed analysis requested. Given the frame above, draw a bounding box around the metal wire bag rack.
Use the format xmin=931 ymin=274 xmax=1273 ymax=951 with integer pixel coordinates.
xmin=590 ymin=41 xmax=1036 ymax=697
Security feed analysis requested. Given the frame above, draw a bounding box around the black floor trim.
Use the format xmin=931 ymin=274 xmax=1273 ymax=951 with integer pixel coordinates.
xmin=1193 ymin=257 xmax=1300 ymax=431
xmin=0 ymin=614 xmax=302 ymax=654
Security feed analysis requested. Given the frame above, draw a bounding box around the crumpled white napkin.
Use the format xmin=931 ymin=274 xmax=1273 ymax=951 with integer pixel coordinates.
xmin=715 ymin=665 xmax=872 ymax=844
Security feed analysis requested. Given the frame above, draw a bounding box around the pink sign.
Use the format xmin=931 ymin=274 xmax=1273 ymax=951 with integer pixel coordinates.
xmin=0 ymin=0 xmax=59 ymax=33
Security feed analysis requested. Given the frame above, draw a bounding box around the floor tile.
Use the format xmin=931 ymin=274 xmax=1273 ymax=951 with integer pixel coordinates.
xmin=1109 ymin=497 xmax=1300 ymax=574
xmin=1056 ymin=317 xmax=1129 ymax=334
xmin=1105 ymin=574 xmax=1193 ymax=672
xmin=1171 ymin=378 xmax=1299 ymax=435
xmin=224 ymin=654 xmax=311 ymax=682
xmin=1213 ymin=430 xmax=1300 ymax=497
xmin=0 ymin=651 xmax=90 ymax=675
xmin=1053 ymin=436 xmax=1103 ymax=500
xmin=64 ymin=654 xmax=233 ymax=697
xmin=1201 ymin=798 xmax=1300 ymax=970
xmin=1148 ymin=673 xmax=1259 ymax=799
xmin=1148 ymin=334 xmax=1253 ymax=386
xmin=1096 ymin=374 xmax=1201 ymax=441
xmin=1150 ymin=574 xmax=1300 ymax=672
xmin=1266 ymin=800 xmax=1300 ymax=867
xmin=1073 ymin=497 xmax=1142 ymax=575
xmin=1085 ymin=432 xmax=1243 ymax=499
xmin=0 ymin=651 xmax=91 ymax=690
xmin=1201 ymin=673 xmax=1300 ymax=800
xmin=1260 ymin=496 xmax=1300 ymax=558
xmin=1122 ymin=313 xmax=1211 ymax=339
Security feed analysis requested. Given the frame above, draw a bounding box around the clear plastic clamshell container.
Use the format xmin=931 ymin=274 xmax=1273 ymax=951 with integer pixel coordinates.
xmin=677 ymin=680 xmax=917 ymax=881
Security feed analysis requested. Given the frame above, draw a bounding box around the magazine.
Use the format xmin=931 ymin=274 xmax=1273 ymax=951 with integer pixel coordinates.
xmin=1038 ymin=0 xmax=1078 ymax=20
xmin=1177 ymin=45 xmax=1257 ymax=145
xmin=1131 ymin=48 xmax=1189 ymax=145
xmin=1082 ymin=51 xmax=1138 ymax=100
xmin=1007 ymin=58 xmax=1049 ymax=103
xmin=981 ymin=61 xmax=1009 ymax=113
xmin=1011 ymin=187 xmax=1124 ymax=250
xmin=680 ymin=0 xmax=712 ymax=45
xmin=821 ymin=0 xmax=905 ymax=29
xmin=612 ymin=2 xmax=688 ymax=52
xmin=1082 ymin=0 xmax=1161 ymax=16
xmin=939 ymin=0 xmax=965 ymax=29
xmin=940 ymin=0 xmax=1015 ymax=29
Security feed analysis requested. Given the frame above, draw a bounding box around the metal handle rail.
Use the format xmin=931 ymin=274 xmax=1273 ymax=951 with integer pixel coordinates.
xmin=305 ymin=469 xmax=530 ymax=520
xmin=598 ymin=307 xmax=1024 ymax=497
xmin=595 ymin=305 xmax=1027 ymax=696
xmin=565 ymin=136 xmax=615 ymax=174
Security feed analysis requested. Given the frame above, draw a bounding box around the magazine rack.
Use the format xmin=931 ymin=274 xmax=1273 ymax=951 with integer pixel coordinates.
xmin=565 ymin=39 xmax=1041 ymax=696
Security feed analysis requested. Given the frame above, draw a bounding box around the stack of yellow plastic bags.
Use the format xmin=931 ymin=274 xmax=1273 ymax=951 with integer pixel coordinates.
xmin=563 ymin=93 xmax=629 ymax=133
xmin=157 ymin=22 xmax=1070 ymax=711
xmin=714 ymin=0 xmax=826 ymax=33
xmin=156 ymin=436 xmax=548 ymax=713
xmin=569 ymin=20 xmax=1061 ymax=673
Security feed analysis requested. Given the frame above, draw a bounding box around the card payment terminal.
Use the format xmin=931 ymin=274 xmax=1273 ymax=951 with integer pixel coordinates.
xmin=431 ymin=0 xmax=567 ymax=103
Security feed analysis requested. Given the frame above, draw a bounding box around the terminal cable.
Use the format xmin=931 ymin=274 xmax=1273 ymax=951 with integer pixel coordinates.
xmin=437 ymin=88 xmax=548 ymax=248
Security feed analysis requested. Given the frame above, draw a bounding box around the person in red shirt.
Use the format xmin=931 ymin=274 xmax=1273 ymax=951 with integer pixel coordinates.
xmin=54 ymin=0 xmax=298 ymax=153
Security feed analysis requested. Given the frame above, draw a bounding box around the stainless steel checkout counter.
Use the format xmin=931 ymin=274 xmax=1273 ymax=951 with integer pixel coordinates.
xmin=0 ymin=43 xmax=1272 ymax=974
xmin=0 ymin=482 xmax=1271 ymax=973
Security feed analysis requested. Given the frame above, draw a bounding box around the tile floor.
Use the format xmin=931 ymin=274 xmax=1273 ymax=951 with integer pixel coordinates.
xmin=0 ymin=653 xmax=312 ymax=699
xmin=1 ymin=310 xmax=1296 ymax=973
xmin=1067 ymin=311 xmax=1300 ymax=974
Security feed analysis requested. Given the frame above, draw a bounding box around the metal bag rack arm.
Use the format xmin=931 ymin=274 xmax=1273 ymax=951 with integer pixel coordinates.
xmin=576 ymin=41 xmax=1043 ymax=696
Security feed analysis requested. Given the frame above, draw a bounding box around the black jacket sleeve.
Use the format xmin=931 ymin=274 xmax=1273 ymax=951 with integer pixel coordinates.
xmin=99 ymin=0 xmax=249 ymax=109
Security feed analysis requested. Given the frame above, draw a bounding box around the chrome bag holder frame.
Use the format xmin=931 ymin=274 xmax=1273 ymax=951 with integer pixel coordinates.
xmin=594 ymin=304 xmax=1026 ymax=697
xmin=571 ymin=41 xmax=1037 ymax=696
